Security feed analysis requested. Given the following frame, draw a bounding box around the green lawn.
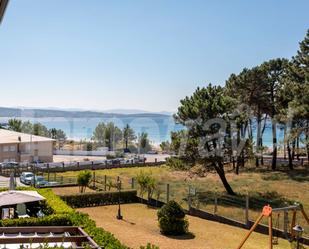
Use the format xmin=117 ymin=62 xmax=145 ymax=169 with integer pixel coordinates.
xmin=78 ymin=203 xmax=293 ymax=249
xmin=53 ymin=164 xmax=309 ymax=237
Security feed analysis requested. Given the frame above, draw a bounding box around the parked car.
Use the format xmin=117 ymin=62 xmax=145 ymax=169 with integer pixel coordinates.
xmin=1 ymin=162 xmax=19 ymax=168
xmin=146 ymin=150 xmax=158 ymax=154
xmin=45 ymin=181 xmax=59 ymax=186
xmin=31 ymin=176 xmax=48 ymax=187
xmin=20 ymin=172 xmax=34 ymax=185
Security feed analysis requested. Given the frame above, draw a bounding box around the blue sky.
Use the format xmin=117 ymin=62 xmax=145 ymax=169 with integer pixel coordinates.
xmin=0 ymin=0 xmax=308 ymax=112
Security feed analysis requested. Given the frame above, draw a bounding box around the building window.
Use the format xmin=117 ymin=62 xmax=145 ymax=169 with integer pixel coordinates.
xmin=10 ymin=146 xmax=15 ymax=152
xmin=3 ymin=146 xmax=9 ymax=152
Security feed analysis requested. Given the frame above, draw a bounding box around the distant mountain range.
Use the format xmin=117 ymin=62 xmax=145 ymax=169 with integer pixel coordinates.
xmin=0 ymin=107 xmax=172 ymax=118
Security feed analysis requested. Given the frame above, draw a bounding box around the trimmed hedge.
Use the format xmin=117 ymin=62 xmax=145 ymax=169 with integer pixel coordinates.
xmin=60 ymin=190 xmax=138 ymax=208
xmin=0 ymin=214 xmax=72 ymax=227
xmin=0 ymin=187 xmax=129 ymax=249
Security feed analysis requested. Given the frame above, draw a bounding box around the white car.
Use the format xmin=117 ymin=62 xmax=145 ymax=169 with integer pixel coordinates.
xmin=20 ymin=172 xmax=34 ymax=185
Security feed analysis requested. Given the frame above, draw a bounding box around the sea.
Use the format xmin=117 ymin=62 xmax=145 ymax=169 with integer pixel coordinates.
xmin=0 ymin=116 xmax=288 ymax=147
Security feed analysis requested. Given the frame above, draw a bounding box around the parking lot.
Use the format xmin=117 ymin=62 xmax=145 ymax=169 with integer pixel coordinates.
xmin=0 ymin=175 xmax=25 ymax=188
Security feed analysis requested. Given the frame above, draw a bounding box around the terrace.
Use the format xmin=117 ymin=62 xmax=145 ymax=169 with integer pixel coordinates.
xmin=0 ymin=226 xmax=101 ymax=249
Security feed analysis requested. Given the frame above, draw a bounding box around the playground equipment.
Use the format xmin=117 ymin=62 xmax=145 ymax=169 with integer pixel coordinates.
xmin=237 ymin=203 xmax=309 ymax=249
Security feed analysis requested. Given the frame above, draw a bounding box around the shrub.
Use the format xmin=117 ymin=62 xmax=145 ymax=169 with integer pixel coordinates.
xmin=60 ymin=190 xmax=138 ymax=208
xmin=166 ymin=157 xmax=189 ymax=171
xmin=157 ymin=200 xmax=189 ymax=235
xmin=140 ymin=243 xmax=160 ymax=249
xmin=37 ymin=188 xmax=74 ymax=214
xmin=136 ymin=171 xmax=156 ymax=198
xmin=77 ymin=170 xmax=92 ymax=193
xmin=0 ymin=214 xmax=72 ymax=227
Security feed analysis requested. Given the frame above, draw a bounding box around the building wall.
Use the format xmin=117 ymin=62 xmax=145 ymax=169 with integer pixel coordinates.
xmin=0 ymin=141 xmax=54 ymax=163
xmin=0 ymin=143 xmax=18 ymax=162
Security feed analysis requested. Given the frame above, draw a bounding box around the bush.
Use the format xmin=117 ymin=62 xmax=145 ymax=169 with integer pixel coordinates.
xmin=60 ymin=190 xmax=138 ymax=208
xmin=166 ymin=157 xmax=189 ymax=171
xmin=157 ymin=200 xmax=189 ymax=235
xmin=37 ymin=188 xmax=74 ymax=214
xmin=136 ymin=171 xmax=156 ymax=198
xmin=77 ymin=170 xmax=92 ymax=193
xmin=140 ymin=243 xmax=160 ymax=249
xmin=0 ymin=214 xmax=72 ymax=227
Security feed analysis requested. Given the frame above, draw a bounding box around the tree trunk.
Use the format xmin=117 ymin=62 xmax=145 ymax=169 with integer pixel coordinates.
xmin=287 ymin=141 xmax=293 ymax=170
xmin=235 ymin=129 xmax=240 ymax=175
xmin=256 ymin=114 xmax=262 ymax=167
xmin=305 ymin=130 xmax=309 ymax=164
xmin=248 ymin=119 xmax=253 ymax=140
xmin=214 ymin=162 xmax=235 ymax=195
xmin=283 ymin=126 xmax=287 ymax=160
xmin=306 ymin=125 xmax=309 ymax=163
xmin=292 ymin=139 xmax=296 ymax=160
xmin=271 ymin=119 xmax=277 ymax=170
xmin=296 ymin=137 xmax=300 ymax=160
xmin=125 ymin=139 xmax=128 ymax=150
xmin=260 ymin=115 xmax=267 ymax=166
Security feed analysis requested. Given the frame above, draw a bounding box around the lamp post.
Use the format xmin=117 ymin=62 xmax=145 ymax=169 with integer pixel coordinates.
xmin=293 ymin=224 xmax=304 ymax=249
xmin=116 ymin=177 xmax=123 ymax=220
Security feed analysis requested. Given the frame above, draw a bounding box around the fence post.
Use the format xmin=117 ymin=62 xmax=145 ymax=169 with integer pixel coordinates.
xmin=232 ymin=157 xmax=235 ymax=169
xmin=188 ymin=186 xmax=192 ymax=212
xmin=166 ymin=183 xmax=170 ymax=203
xmin=104 ymin=175 xmax=107 ymax=191
xmin=93 ymin=170 xmax=96 ymax=189
xmin=47 ymin=163 xmax=50 ymax=182
xmin=131 ymin=178 xmax=135 ymax=189
xmin=245 ymin=194 xmax=249 ymax=226
xmin=117 ymin=176 xmax=121 ymax=190
xmin=214 ymin=194 xmax=218 ymax=215
xmin=284 ymin=210 xmax=288 ymax=237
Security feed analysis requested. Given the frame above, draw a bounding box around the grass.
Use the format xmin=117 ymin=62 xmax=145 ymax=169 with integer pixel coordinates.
xmin=77 ymin=203 xmax=293 ymax=249
xmin=52 ymin=186 xmax=95 ymax=195
xmin=53 ymin=164 xmax=309 ymax=237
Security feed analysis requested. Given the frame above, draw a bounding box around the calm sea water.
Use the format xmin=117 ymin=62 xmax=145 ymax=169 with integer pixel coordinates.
xmin=0 ymin=116 xmax=286 ymax=146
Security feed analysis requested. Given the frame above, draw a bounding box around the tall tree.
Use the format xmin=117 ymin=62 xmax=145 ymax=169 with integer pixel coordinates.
xmin=92 ymin=122 xmax=122 ymax=150
xmin=123 ymin=124 xmax=136 ymax=151
xmin=292 ymin=28 xmax=309 ymax=162
xmin=93 ymin=122 xmax=106 ymax=146
xmin=33 ymin=123 xmax=49 ymax=137
xmin=226 ymin=67 xmax=269 ymax=167
xmin=8 ymin=119 xmax=22 ymax=132
xmin=21 ymin=121 xmax=33 ymax=134
xmin=174 ymin=84 xmax=237 ymax=195
xmin=260 ymin=58 xmax=288 ymax=170
xmin=138 ymin=132 xmax=151 ymax=153
xmin=49 ymin=128 xmax=67 ymax=141
xmin=104 ymin=122 xmax=122 ymax=151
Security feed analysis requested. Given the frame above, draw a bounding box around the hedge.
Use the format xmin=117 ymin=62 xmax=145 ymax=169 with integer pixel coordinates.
xmin=0 ymin=187 xmax=129 ymax=249
xmin=60 ymin=190 xmax=138 ymax=208
xmin=0 ymin=214 xmax=72 ymax=227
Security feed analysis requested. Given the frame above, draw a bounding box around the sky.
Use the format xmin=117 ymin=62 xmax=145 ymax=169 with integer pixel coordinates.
xmin=0 ymin=0 xmax=309 ymax=113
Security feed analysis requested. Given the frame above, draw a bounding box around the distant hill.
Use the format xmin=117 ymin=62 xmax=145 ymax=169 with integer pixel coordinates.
xmin=0 ymin=107 xmax=171 ymax=118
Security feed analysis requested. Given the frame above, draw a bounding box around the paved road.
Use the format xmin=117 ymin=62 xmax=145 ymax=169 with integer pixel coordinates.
xmin=0 ymin=175 xmax=26 ymax=188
